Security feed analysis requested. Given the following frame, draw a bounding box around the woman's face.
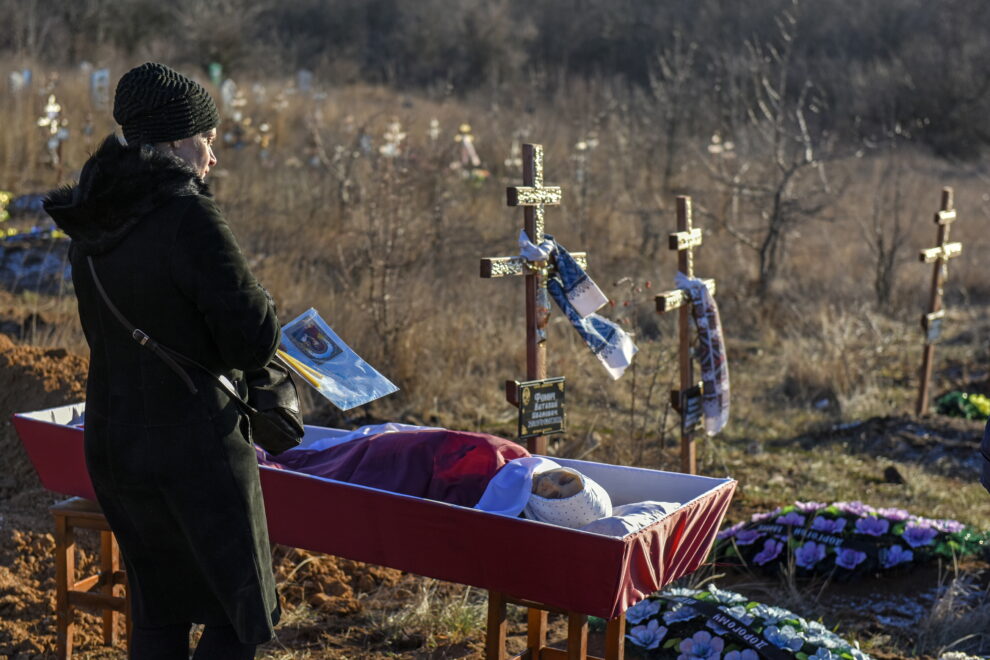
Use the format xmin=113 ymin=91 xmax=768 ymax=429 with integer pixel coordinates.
xmin=170 ymin=128 xmax=217 ymax=179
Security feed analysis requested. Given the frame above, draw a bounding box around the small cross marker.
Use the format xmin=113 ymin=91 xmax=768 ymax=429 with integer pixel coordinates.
xmin=656 ymin=197 xmax=717 ymax=475
xmin=916 ymin=188 xmax=961 ymax=416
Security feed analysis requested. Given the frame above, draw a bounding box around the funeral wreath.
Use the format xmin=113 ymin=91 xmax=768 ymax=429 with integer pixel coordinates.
xmin=623 ymin=584 xmax=871 ymax=659
xmin=715 ymin=501 xmax=989 ymax=579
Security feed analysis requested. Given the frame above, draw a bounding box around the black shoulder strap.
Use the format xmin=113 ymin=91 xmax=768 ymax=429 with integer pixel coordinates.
xmin=86 ymin=255 xmax=205 ymax=396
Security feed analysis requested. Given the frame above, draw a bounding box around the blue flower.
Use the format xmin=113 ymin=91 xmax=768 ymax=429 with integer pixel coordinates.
xmin=881 ymin=544 xmax=913 ymax=568
xmin=751 ymin=508 xmax=782 ymax=523
xmin=721 ymin=604 xmax=754 ymax=626
xmin=776 ymin=511 xmax=807 ymax=527
xmin=795 ymin=541 xmax=828 ymax=569
xmin=802 ymin=620 xmax=845 ymax=649
xmin=706 ymin=584 xmax=747 ymax=605
xmin=664 ymin=603 xmax=701 ymax=625
xmin=677 ymin=631 xmax=725 ymax=659
xmin=625 ymin=619 xmax=668 ymax=650
xmin=626 ymin=598 xmax=661 ymax=624
xmin=751 ymin=603 xmax=794 ymax=625
xmin=753 ymin=538 xmax=785 ymax=565
xmin=663 ymin=586 xmax=702 ymax=598
xmin=717 ymin=521 xmax=746 ymax=540
xmin=902 ymin=521 xmax=938 ymax=548
xmin=808 ymin=647 xmax=837 ymax=660
xmin=835 ymin=548 xmax=867 ymax=570
xmin=849 ymin=645 xmax=871 ymax=660
xmin=735 ymin=529 xmax=763 ymax=546
xmin=854 ymin=516 xmax=889 ymax=536
xmin=764 ymin=625 xmax=805 ymax=651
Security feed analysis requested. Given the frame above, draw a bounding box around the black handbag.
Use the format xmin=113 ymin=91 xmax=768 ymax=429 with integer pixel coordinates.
xmin=86 ymin=256 xmax=305 ymax=455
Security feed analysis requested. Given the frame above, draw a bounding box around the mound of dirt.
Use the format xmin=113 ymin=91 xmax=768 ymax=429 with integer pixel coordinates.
xmin=785 ymin=414 xmax=985 ymax=479
xmin=273 ymin=547 xmax=403 ymax=617
xmin=0 ymin=332 xmax=90 ymax=656
xmin=0 ymin=332 xmax=87 ymax=492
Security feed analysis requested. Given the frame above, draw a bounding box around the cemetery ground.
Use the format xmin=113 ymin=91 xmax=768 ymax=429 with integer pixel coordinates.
xmin=3 ymin=77 xmax=990 ymax=658
xmin=1 ymin=284 xmax=990 ymax=659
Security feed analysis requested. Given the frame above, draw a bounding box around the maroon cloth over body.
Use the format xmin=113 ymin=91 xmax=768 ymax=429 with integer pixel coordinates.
xmin=257 ymin=429 xmax=530 ymax=507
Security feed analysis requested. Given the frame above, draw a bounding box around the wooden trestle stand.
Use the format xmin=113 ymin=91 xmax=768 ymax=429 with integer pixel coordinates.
xmin=481 ymin=144 xmax=624 ymax=659
xmin=655 ymin=196 xmax=716 ymax=476
xmin=916 ymin=187 xmax=960 ymax=416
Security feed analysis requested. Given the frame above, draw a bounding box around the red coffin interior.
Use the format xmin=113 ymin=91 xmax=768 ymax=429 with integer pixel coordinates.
xmin=13 ymin=403 xmax=736 ymax=620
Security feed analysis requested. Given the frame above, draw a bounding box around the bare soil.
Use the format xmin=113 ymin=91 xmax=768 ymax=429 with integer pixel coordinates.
xmin=0 ymin=332 xmax=532 ymax=659
xmin=2 ymin=331 xmax=988 ymax=659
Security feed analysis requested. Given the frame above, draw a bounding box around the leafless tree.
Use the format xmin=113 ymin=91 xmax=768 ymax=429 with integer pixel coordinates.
xmin=857 ymin=137 xmax=909 ymax=310
xmin=647 ymin=30 xmax=699 ymax=194
xmin=701 ymin=0 xmax=835 ymax=294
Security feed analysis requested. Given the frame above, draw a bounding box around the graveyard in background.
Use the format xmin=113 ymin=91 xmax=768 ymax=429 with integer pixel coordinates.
xmin=3 ymin=1 xmax=990 ymax=657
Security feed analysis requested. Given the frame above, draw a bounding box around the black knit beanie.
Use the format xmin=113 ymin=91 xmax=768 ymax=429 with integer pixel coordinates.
xmin=112 ymin=62 xmax=219 ymax=145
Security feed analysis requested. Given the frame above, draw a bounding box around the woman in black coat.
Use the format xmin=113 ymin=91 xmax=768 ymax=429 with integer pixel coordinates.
xmin=45 ymin=63 xmax=280 ymax=659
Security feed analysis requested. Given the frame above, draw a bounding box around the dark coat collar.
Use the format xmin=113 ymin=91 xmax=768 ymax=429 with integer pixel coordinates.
xmin=44 ymin=134 xmax=210 ymax=255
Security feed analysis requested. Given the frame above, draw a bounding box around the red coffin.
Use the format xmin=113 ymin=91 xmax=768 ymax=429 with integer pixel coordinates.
xmin=13 ymin=403 xmax=736 ymax=620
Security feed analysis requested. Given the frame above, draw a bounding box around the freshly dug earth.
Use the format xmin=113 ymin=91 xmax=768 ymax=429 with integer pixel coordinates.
xmin=0 ymin=331 xmax=90 ymax=656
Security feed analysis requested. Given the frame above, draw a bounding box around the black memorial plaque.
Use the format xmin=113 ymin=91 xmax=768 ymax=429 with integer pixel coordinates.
xmin=517 ymin=377 xmax=565 ymax=440
xmin=681 ymin=384 xmax=704 ymax=433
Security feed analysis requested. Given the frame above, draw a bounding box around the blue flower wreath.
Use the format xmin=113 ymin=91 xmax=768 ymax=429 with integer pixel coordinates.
xmin=624 ymin=584 xmax=871 ymax=659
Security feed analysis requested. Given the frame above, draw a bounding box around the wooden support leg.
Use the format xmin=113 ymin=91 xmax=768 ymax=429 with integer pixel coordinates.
xmin=124 ymin=569 xmax=133 ymax=655
xmin=605 ymin=617 xmax=625 ymax=660
xmin=486 ymin=591 xmax=508 ymax=660
xmin=528 ymin=607 xmax=548 ymax=657
xmin=54 ymin=515 xmax=74 ymax=660
xmin=567 ymin=612 xmax=588 ymax=660
xmin=100 ymin=530 xmax=118 ymax=645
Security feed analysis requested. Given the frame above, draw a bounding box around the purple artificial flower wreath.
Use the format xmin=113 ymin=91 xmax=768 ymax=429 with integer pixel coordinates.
xmin=718 ymin=500 xmax=981 ymax=578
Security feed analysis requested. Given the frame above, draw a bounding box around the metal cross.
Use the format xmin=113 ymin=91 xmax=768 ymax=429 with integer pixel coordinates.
xmin=916 ymin=187 xmax=961 ymax=415
xmin=482 ymin=143 xmax=622 ymax=660
xmin=480 ymin=144 xmax=585 ymax=455
xmin=655 ymin=196 xmax=716 ymax=475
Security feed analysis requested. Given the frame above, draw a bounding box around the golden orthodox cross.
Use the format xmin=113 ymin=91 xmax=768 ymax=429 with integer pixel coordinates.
xmin=481 ymin=144 xmax=620 ymax=660
xmin=916 ymin=187 xmax=961 ymax=415
xmin=480 ymin=143 xmax=585 ymax=455
xmin=655 ymin=196 xmax=716 ymax=475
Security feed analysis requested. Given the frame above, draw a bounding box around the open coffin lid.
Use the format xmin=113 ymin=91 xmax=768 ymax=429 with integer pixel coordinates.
xmin=13 ymin=403 xmax=736 ymax=620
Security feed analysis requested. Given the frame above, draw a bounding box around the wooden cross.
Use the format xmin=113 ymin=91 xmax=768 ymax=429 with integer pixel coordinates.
xmin=655 ymin=196 xmax=716 ymax=475
xmin=481 ymin=144 xmax=625 ymax=660
xmin=480 ymin=143 xmax=586 ymax=455
xmin=916 ymin=187 xmax=961 ymax=416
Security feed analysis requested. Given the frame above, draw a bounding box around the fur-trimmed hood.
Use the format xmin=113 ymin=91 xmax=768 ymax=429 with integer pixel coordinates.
xmin=44 ymin=134 xmax=210 ymax=255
